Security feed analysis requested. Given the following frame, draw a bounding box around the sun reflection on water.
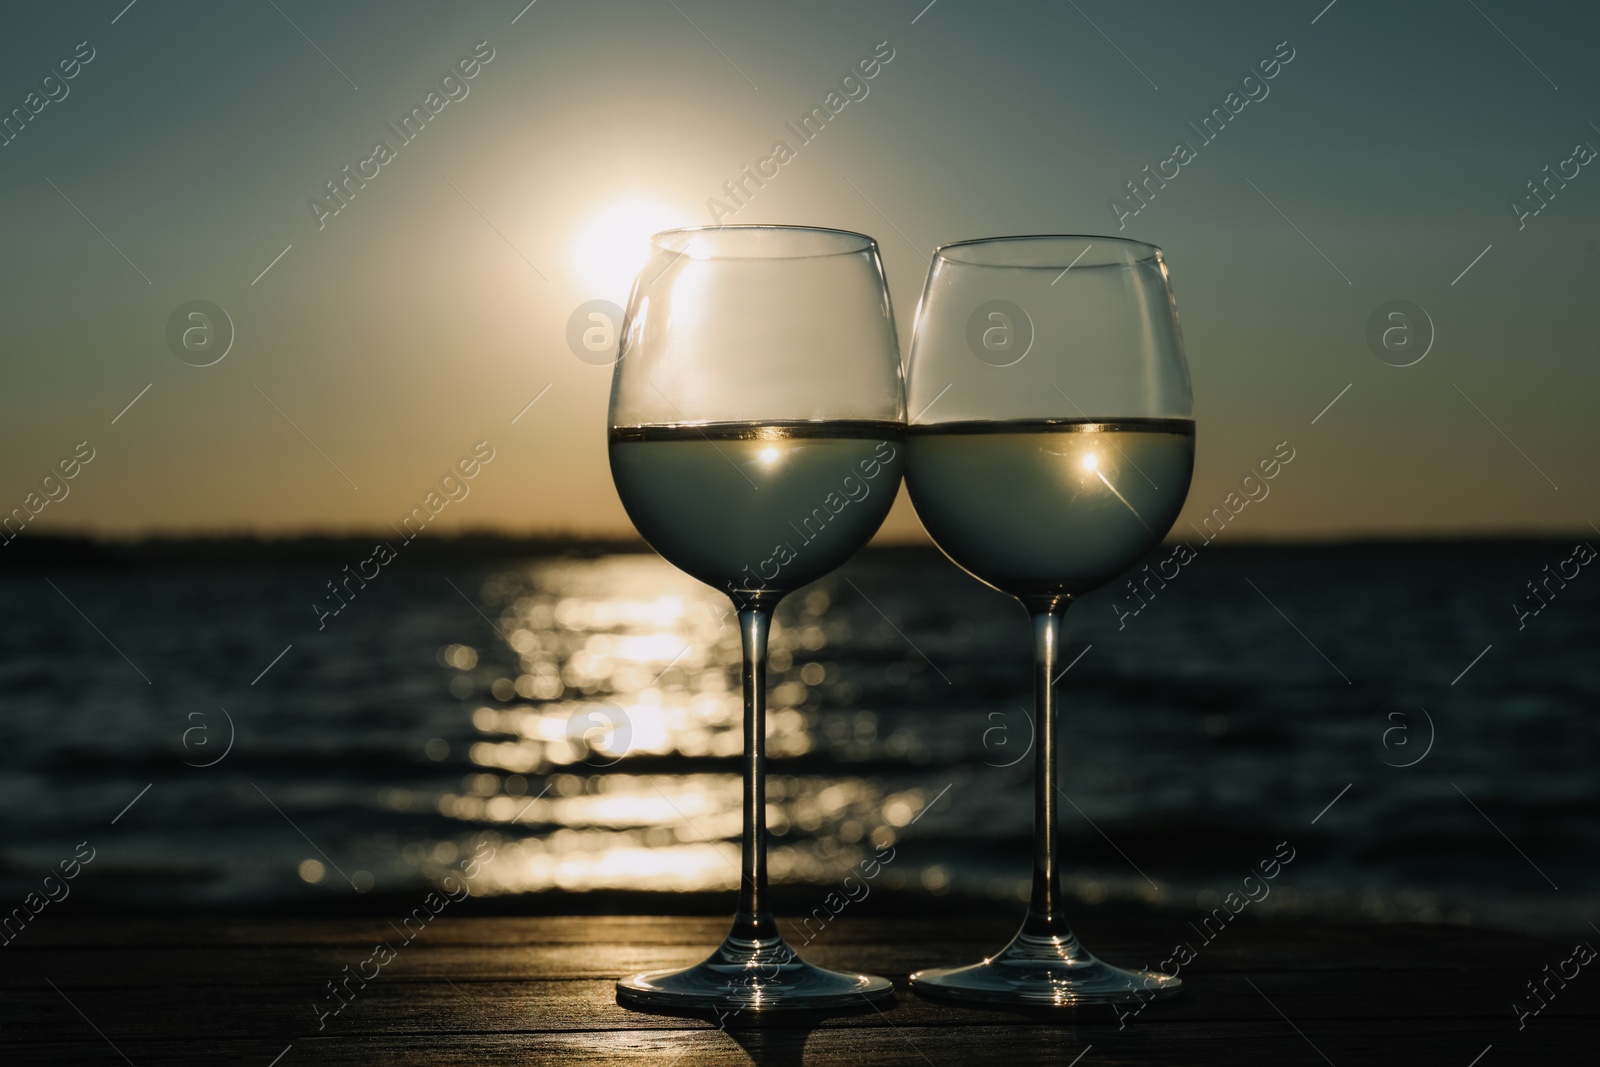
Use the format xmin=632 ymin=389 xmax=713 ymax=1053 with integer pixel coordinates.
xmin=405 ymin=555 xmax=939 ymax=897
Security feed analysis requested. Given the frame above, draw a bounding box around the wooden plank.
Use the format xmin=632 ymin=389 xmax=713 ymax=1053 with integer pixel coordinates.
xmin=1 ymin=925 xmax=1571 ymax=991
xmin=0 ymin=939 xmax=1557 ymax=991
xmin=4 ymin=1019 xmax=1584 ymax=1066
xmin=3 ymin=967 xmax=1593 ymax=1043
xmin=6 ymin=914 xmax=1554 ymax=966
xmin=4 ymin=916 xmax=1586 ymax=1065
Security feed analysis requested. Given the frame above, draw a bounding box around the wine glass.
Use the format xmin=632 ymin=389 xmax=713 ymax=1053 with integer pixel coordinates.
xmin=903 ymin=235 xmax=1194 ymax=1007
xmin=608 ymin=225 xmax=905 ymax=1013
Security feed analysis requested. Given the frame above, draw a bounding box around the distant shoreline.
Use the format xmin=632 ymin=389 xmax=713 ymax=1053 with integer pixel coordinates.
xmin=1 ymin=531 xmax=1592 ymax=570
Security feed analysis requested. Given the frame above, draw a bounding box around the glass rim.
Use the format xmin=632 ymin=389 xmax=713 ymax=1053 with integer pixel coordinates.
xmin=650 ymin=224 xmax=878 ymax=260
xmin=933 ymin=234 xmax=1163 ymax=268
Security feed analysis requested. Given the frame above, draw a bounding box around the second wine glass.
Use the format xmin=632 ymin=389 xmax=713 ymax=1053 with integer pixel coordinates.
xmin=904 ymin=235 xmax=1195 ymax=1007
xmin=609 ymin=225 xmax=905 ymax=1013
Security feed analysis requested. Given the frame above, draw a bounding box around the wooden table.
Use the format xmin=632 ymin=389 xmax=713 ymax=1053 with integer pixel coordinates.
xmin=3 ymin=915 xmax=1590 ymax=1064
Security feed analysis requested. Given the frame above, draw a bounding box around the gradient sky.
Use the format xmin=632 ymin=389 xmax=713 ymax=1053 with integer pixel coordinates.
xmin=3 ymin=0 xmax=1597 ymax=543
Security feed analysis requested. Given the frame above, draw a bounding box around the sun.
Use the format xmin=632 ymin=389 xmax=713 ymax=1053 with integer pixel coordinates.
xmin=569 ymin=196 xmax=695 ymax=303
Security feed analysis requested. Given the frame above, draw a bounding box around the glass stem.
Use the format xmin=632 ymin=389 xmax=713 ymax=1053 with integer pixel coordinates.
xmin=1022 ymin=595 xmax=1073 ymax=940
xmin=731 ymin=601 xmax=778 ymax=943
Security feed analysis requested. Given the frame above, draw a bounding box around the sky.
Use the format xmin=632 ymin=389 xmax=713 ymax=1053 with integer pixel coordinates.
xmin=2 ymin=0 xmax=1597 ymax=543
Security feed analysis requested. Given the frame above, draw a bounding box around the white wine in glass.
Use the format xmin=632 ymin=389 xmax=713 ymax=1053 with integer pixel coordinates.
xmin=905 ymin=235 xmax=1195 ymax=1008
xmin=610 ymin=424 xmax=901 ymax=597
xmin=906 ymin=419 xmax=1192 ymax=596
xmin=609 ymin=226 xmax=905 ymax=1014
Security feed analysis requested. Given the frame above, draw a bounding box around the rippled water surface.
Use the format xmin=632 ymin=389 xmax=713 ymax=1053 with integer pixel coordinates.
xmin=2 ymin=542 xmax=1593 ymax=934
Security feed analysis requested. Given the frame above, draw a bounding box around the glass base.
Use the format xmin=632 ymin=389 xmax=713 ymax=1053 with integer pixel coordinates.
xmin=910 ymin=928 xmax=1181 ymax=1008
xmin=617 ymin=930 xmax=894 ymax=1015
